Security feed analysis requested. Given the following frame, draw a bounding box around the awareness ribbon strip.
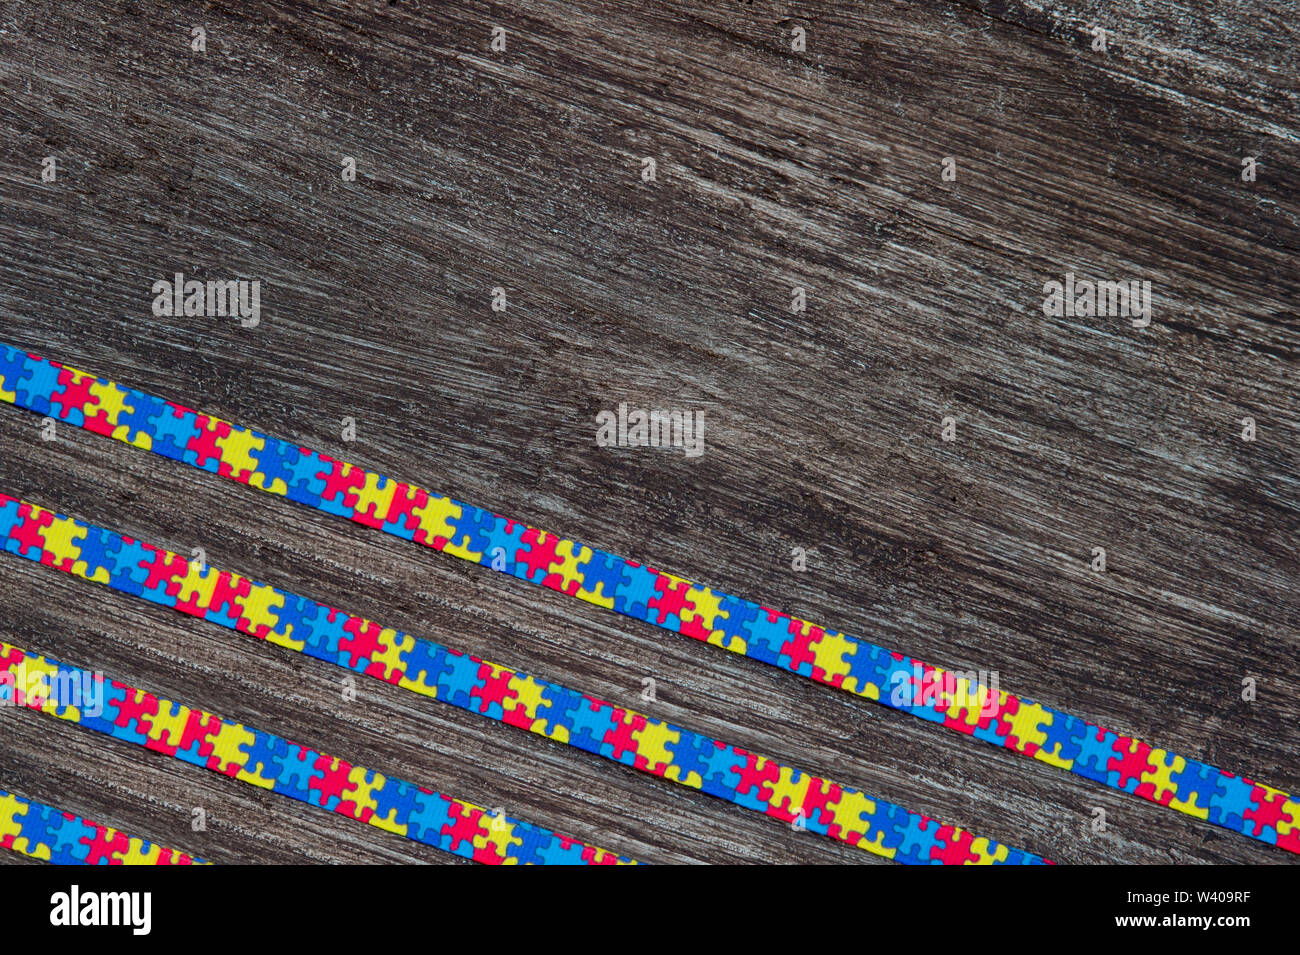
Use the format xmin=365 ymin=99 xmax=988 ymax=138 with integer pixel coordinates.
xmin=0 ymin=788 xmax=204 ymax=865
xmin=0 ymin=343 xmax=1294 ymax=854
xmin=0 ymin=495 xmax=1039 ymax=864
xmin=0 ymin=641 xmax=633 ymax=865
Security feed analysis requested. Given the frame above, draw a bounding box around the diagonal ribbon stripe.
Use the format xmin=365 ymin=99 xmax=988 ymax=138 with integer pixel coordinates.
xmin=0 ymin=788 xmax=205 ymax=865
xmin=0 ymin=641 xmax=634 ymax=865
xmin=0 ymin=495 xmax=1039 ymax=864
xmin=0 ymin=343 xmax=1295 ymax=854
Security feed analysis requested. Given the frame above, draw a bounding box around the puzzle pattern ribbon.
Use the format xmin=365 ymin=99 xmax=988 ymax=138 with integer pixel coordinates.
xmin=0 ymin=789 xmax=204 ymax=865
xmin=0 ymin=343 xmax=1294 ymax=854
xmin=0 ymin=641 xmax=632 ymax=865
xmin=0 ymin=495 xmax=1038 ymax=864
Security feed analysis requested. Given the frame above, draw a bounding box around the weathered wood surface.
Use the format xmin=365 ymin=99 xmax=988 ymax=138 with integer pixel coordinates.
xmin=0 ymin=0 xmax=1296 ymax=864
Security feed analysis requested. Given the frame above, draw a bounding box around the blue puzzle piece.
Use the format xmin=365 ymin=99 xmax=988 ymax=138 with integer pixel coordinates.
xmin=1171 ymin=759 xmax=1229 ymax=818
xmin=249 ymin=436 xmax=303 ymax=495
xmin=272 ymin=742 xmax=320 ymax=800
xmin=534 ymin=684 xmax=586 ymax=736
xmin=1037 ymin=708 xmax=1086 ymax=765
xmin=432 ymin=650 xmax=483 ymax=710
xmin=564 ymin=699 xmax=619 ymax=756
xmin=20 ymin=359 xmax=63 ymax=418
xmin=405 ymin=791 xmax=455 ymax=846
xmin=511 ymin=824 xmax=561 ymax=865
xmin=268 ymin=592 xmax=321 ymax=648
xmin=613 ymin=561 xmax=659 ymax=620
xmin=14 ymin=803 xmax=64 ymax=857
xmin=0 ymin=496 xmax=21 ymax=538
xmin=282 ymin=449 xmax=331 ymax=507
xmin=1073 ymin=725 xmax=1122 ymax=786
xmin=575 ymin=548 xmax=631 ymax=605
xmin=1208 ymin=773 xmax=1255 ymax=832
xmin=535 ymin=833 xmax=591 ymax=865
xmin=893 ymin=813 xmax=941 ymax=865
xmin=698 ymin=745 xmax=744 ymax=800
xmin=48 ymin=815 xmax=96 ymax=864
xmin=398 ymin=640 xmax=458 ymax=695
xmin=371 ymin=777 xmax=422 ymax=831
xmin=480 ymin=515 xmax=528 ymax=575
xmin=713 ymin=594 xmax=762 ymax=654
xmin=863 ymin=799 xmax=913 ymax=854
xmin=446 ymin=504 xmax=497 ymax=557
xmin=664 ymin=729 xmax=719 ymax=788
xmin=0 ymin=344 xmax=35 ymax=400
xmin=299 ymin=605 xmax=348 ymax=663
xmin=738 ymin=613 xmax=785 ymax=665
xmin=146 ymin=405 xmax=203 ymax=463
xmin=113 ymin=388 xmax=170 ymax=445
xmin=71 ymin=526 xmax=126 ymax=582
xmin=239 ymin=731 xmax=294 ymax=787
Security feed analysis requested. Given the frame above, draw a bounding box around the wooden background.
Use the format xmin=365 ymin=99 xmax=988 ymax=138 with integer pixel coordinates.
xmin=0 ymin=0 xmax=1296 ymax=865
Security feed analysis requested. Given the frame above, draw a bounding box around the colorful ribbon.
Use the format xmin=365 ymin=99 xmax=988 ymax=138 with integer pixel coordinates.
xmin=0 ymin=789 xmax=203 ymax=865
xmin=0 ymin=494 xmax=1039 ymax=864
xmin=0 ymin=641 xmax=632 ymax=865
xmin=0 ymin=343 xmax=1294 ymax=855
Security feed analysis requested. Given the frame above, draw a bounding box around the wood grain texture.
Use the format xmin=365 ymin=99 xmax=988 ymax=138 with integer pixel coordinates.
xmin=0 ymin=0 xmax=1296 ymax=865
